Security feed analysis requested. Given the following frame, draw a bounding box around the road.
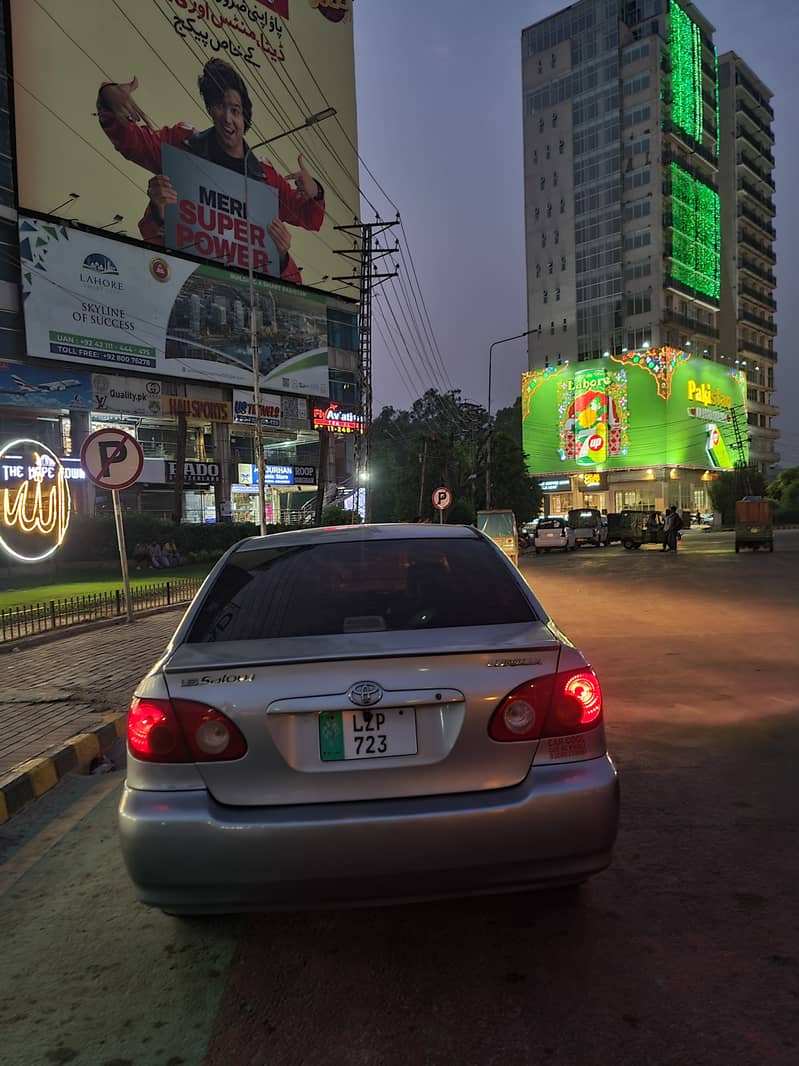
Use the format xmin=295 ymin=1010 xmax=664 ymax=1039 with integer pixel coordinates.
xmin=1 ymin=529 xmax=797 ymax=1066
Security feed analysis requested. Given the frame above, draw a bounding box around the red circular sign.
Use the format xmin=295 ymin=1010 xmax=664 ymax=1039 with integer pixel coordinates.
xmin=80 ymin=428 xmax=144 ymax=490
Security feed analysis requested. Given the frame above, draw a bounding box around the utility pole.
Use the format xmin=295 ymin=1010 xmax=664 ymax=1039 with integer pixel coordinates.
xmin=729 ymin=403 xmax=752 ymax=496
xmin=334 ymin=216 xmax=399 ymax=521
xmin=417 ymin=435 xmax=429 ymax=519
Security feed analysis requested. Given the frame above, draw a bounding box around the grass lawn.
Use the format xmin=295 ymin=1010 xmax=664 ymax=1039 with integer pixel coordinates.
xmin=0 ymin=562 xmax=214 ymax=611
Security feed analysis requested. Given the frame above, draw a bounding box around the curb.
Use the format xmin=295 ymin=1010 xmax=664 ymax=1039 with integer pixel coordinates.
xmin=0 ymin=714 xmax=126 ymax=825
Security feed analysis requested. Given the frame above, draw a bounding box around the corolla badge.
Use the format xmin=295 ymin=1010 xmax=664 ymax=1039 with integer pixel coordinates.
xmin=348 ymin=681 xmax=383 ymax=707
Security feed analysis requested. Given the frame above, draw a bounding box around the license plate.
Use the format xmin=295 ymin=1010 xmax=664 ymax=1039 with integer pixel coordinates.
xmin=318 ymin=708 xmax=417 ymax=762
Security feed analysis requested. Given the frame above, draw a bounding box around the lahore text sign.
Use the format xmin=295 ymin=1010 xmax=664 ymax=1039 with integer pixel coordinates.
xmin=521 ymin=350 xmax=747 ymax=475
xmin=9 ymin=0 xmax=357 ymax=294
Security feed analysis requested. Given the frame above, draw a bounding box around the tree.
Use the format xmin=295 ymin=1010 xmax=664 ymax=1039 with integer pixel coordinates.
xmin=487 ymin=431 xmax=542 ymax=522
xmin=494 ymin=397 xmax=522 ymax=449
xmin=369 ymin=390 xmax=540 ymax=524
xmin=766 ymin=467 xmax=799 ymax=523
xmin=709 ymin=467 xmax=767 ymax=526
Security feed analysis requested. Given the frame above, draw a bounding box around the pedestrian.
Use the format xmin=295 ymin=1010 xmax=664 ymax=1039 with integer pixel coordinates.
xmin=664 ymin=509 xmax=677 ymax=554
xmin=664 ymin=506 xmax=683 ymax=552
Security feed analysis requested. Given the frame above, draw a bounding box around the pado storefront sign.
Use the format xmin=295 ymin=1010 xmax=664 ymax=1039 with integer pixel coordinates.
xmin=0 ymin=439 xmax=72 ymax=562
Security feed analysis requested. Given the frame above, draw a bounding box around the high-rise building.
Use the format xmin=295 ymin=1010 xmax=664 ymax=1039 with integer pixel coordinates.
xmin=521 ymin=0 xmax=778 ymax=514
xmin=718 ymin=52 xmax=778 ymax=475
xmin=523 ymin=0 xmax=724 ymax=367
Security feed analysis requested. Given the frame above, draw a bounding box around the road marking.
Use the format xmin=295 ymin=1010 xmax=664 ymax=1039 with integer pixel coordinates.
xmin=0 ymin=774 xmax=121 ymax=897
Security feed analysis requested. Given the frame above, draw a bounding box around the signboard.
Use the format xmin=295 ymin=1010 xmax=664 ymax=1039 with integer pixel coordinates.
xmin=537 ymin=478 xmax=571 ymax=493
xmin=432 ymin=487 xmax=452 ymax=511
xmin=92 ymin=373 xmax=162 ymax=416
xmin=161 ymin=396 xmax=233 ymax=423
xmin=10 ymin=0 xmax=358 ymax=294
xmin=237 ymin=463 xmax=316 ymax=486
xmin=522 ymin=350 xmax=747 ymax=474
xmin=233 ymin=390 xmax=283 ymax=428
xmin=162 ymin=144 xmax=281 ymax=278
xmin=0 ymin=361 xmax=91 ymax=411
xmin=312 ymin=401 xmax=364 ymax=433
xmin=0 ymin=439 xmax=72 ymax=562
xmin=19 ymin=218 xmax=330 ymax=396
xmin=165 ymin=461 xmax=221 ymax=485
xmin=80 ymin=428 xmax=144 ymax=490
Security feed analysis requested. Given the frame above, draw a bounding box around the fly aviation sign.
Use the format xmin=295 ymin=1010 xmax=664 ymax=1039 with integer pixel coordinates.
xmin=0 ymin=439 xmax=72 ymax=563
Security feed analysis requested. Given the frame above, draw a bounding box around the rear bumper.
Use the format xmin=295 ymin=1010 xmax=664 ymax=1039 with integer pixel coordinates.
xmin=119 ymin=756 xmax=620 ymax=912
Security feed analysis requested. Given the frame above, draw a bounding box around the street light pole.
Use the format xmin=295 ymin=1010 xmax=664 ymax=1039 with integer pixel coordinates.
xmin=485 ymin=328 xmax=534 ymax=510
xmin=243 ymin=108 xmax=336 ymax=534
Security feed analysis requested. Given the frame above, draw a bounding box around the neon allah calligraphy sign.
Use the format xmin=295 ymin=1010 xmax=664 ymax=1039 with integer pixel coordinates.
xmin=0 ymin=439 xmax=71 ymax=563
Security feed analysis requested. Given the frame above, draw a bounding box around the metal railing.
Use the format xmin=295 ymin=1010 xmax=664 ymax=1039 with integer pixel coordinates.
xmin=0 ymin=578 xmax=204 ymax=645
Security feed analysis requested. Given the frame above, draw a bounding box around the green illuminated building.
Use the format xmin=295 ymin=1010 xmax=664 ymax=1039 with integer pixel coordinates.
xmin=521 ymin=0 xmax=778 ymax=513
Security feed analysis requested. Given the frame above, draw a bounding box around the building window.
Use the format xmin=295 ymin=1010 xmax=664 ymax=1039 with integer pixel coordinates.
xmin=555 ymin=287 xmax=561 ymax=301
xmin=535 ymin=263 xmax=541 ymax=278
xmin=559 ymin=139 xmax=564 ymax=154
xmin=560 ymin=197 xmax=565 ymax=213
xmin=554 ymin=230 xmax=559 ymax=244
xmin=548 ymin=260 xmax=553 ymax=274
xmin=561 ymin=255 xmax=566 ymax=270
xmin=533 ymin=148 xmax=538 ymax=164
xmin=562 ymin=318 xmax=567 ymax=331
xmin=541 ymin=233 xmax=547 ymax=247
xmin=550 ymin=321 xmax=556 ymax=334
xmin=540 ymin=176 xmax=546 ymax=190
xmin=543 ymin=290 xmax=548 ymax=303
xmin=546 ymin=144 xmax=551 ymax=159
xmin=534 ymin=207 xmax=540 ymax=220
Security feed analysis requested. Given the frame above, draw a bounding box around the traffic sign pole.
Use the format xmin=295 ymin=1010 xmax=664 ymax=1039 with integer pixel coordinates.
xmin=81 ymin=429 xmax=145 ymax=625
xmin=112 ymin=489 xmax=134 ymax=623
xmin=431 ymin=486 xmax=452 ymax=526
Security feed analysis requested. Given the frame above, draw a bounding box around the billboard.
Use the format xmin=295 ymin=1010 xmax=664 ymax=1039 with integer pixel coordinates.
xmin=0 ymin=361 xmax=92 ymax=411
xmin=19 ymin=216 xmax=332 ymax=396
xmin=10 ymin=0 xmax=358 ymax=292
xmin=522 ymin=349 xmax=747 ymax=474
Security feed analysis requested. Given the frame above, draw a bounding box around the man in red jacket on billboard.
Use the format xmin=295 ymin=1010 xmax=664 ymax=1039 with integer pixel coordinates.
xmin=97 ymin=59 xmax=325 ymax=285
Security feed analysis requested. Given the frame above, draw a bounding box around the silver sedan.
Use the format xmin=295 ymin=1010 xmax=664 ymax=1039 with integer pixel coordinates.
xmin=119 ymin=523 xmax=619 ymax=913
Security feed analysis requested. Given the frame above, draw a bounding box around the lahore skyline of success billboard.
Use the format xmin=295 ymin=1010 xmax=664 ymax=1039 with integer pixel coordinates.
xmin=9 ymin=0 xmax=358 ymax=293
xmin=521 ymin=349 xmax=748 ymax=475
xmin=18 ymin=215 xmax=347 ymax=397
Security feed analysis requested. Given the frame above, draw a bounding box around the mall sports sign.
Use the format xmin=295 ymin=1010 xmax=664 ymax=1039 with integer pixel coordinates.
xmin=521 ymin=349 xmax=747 ymax=475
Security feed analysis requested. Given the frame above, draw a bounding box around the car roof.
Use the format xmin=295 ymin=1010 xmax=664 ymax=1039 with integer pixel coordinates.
xmin=231 ymin=522 xmax=483 ymax=554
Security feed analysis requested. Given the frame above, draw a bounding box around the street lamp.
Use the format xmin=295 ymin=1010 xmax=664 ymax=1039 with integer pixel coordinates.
xmin=485 ymin=328 xmax=534 ymax=509
xmin=243 ymin=108 xmax=337 ymax=534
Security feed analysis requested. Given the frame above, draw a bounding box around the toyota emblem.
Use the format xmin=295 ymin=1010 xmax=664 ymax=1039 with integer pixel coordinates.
xmin=348 ymin=682 xmax=383 ymax=708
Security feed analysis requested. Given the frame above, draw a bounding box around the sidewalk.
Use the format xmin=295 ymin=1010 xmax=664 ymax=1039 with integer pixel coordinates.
xmin=0 ymin=610 xmax=183 ymax=824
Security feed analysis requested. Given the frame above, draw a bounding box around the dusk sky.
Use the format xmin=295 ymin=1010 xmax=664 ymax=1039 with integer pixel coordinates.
xmin=354 ymin=0 xmax=798 ymax=467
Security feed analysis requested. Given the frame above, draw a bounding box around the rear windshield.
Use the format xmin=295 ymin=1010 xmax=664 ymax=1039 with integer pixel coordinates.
xmin=477 ymin=513 xmax=516 ymax=537
xmin=187 ymin=537 xmax=537 ymax=642
xmin=568 ymin=510 xmax=599 ymax=528
xmin=537 ymin=519 xmax=565 ymax=530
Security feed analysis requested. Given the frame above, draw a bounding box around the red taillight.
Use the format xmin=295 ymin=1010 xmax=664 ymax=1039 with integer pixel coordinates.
xmin=127 ymin=697 xmax=247 ymax=763
xmin=488 ymin=668 xmax=603 ymax=742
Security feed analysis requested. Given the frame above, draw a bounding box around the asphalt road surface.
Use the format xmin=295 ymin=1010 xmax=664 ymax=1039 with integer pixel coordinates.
xmin=1 ymin=529 xmax=797 ymax=1066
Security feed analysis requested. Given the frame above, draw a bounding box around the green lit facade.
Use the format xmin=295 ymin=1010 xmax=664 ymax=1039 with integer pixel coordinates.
xmin=666 ymin=1 xmax=720 ymax=303
xmin=669 ymin=0 xmax=704 ymax=142
xmin=669 ymin=162 xmax=721 ymax=299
